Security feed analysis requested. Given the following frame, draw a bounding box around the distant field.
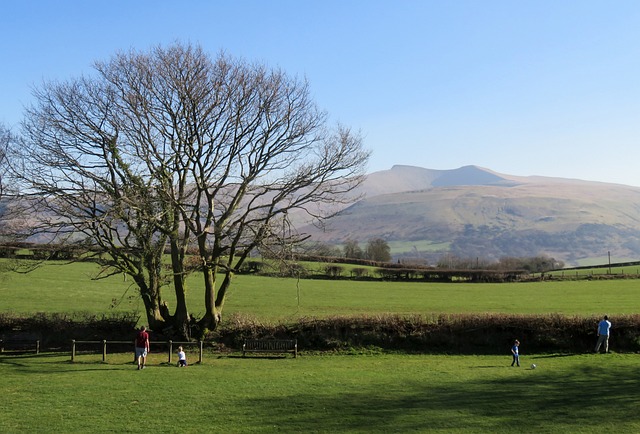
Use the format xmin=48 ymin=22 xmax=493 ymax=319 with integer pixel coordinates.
xmin=1 ymin=351 xmax=638 ymax=433
xmin=548 ymin=264 xmax=640 ymax=277
xmin=572 ymin=256 xmax=639 ymax=267
xmin=387 ymin=239 xmax=450 ymax=255
xmin=1 ymin=260 xmax=639 ymax=323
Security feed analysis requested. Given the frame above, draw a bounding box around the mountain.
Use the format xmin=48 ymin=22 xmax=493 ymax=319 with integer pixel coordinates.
xmin=299 ymin=165 xmax=640 ymax=266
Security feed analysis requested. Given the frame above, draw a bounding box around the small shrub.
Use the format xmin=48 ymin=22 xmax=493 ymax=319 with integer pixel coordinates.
xmin=324 ymin=265 xmax=344 ymax=278
xmin=351 ymin=267 xmax=368 ymax=278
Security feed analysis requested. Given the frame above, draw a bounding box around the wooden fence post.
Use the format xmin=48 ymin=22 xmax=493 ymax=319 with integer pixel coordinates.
xmin=71 ymin=340 xmax=76 ymax=362
xmin=199 ymin=340 xmax=203 ymax=364
xmin=102 ymin=340 xmax=107 ymax=362
xmin=168 ymin=340 xmax=173 ymax=364
xmin=36 ymin=340 xmax=40 ymax=354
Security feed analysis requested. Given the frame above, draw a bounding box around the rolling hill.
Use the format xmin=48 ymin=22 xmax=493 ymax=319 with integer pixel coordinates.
xmin=299 ymin=165 xmax=640 ymax=266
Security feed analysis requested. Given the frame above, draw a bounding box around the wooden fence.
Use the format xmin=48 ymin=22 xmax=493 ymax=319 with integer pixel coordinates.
xmin=70 ymin=339 xmax=204 ymax=363
xmin=0 ymin=339 xmax=40 ymax=354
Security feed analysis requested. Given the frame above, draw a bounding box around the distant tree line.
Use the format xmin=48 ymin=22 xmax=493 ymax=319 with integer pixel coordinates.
xmin=436 ymin=254 xmax=564 ymax=273
xmin=294 ymin=237 xmax=563 ymax=273
xmin=297 ymin=238 xmax=392 ymax=263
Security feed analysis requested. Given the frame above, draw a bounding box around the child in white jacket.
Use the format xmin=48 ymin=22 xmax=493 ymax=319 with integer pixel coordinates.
xmin=177 ymin=346 xmax=188 ymax=367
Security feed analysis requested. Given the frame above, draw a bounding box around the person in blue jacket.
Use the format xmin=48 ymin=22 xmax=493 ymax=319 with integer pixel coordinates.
xmin=511 ymin=339 xmax=520 ymax=367
xmin=594 ymin=315 xmax=612 ymax=353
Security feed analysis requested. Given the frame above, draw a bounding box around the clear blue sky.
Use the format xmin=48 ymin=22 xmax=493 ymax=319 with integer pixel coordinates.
xmin=2 ymin=1 xmax=640 ymax=185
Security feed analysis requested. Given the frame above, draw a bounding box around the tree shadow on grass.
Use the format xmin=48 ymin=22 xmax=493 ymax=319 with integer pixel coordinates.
xmin=237 ymin=364 xmax=640 ymax=432
xmin=0 ymin=354 xmax=135 ymax=373
xmin=1 ymin=354 xmax=210 ymax=374
xmin=228 ymin=355 xmax=294 ymax=360
xmin=530 ymin=352 xmax=582 ymax=359
xmin=0 ymin=352 xmax=66 ymax=368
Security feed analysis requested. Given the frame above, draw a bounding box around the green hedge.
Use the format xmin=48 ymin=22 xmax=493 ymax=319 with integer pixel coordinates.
xmin=0 ymin=312 xmax=139 ymax=348
xmin=3 ymin=312 xmax=639 ymax=355
xmin=217 ymin=313 xmax=640 ymax=354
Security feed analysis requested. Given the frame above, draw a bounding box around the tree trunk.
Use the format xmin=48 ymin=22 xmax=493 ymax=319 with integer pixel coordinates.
xmin=199 ymin=263 xmax=220 ymax=330
xmin=139 ymin=287 xmax=165 ymax=330
xmin=131 ymin=270 xmax=167 ymax=331
xmin=215 ymin=272 xmax=232 ymax=318
xmin=169 ymin=240 xmax=189 ymax=337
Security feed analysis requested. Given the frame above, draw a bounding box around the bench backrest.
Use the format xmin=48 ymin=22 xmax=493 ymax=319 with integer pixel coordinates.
xmin=243 ymin=339 xmax=297 ymax=351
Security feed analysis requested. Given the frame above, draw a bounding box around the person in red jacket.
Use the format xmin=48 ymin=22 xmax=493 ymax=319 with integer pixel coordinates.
xmin=135 ymin=325 xmax=150 ymax=370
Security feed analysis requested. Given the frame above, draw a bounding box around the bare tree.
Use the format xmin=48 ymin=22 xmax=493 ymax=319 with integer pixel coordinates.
xmin=0 ymin=125 xmax=27 ymax=244
xmin=365 ymin=238 xmax=391 ymax=262
xmin=0 ymin=125 xmax=11 ymax=247
xmin=16 ymin=43 xmax=369 ymax=336
xmin=343 ymin=239 xmax=363 ymax=259
xmin=0 ymin=125 xmax=8 ymax=200
xmin=0 ymin=125 xmax=36 ymax=274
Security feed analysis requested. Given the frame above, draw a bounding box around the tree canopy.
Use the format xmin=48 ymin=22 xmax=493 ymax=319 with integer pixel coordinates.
xmin=14 ymin=43 xmax=369 ymax=337
xmin=365 ymin=238 xmax=391 ymax=262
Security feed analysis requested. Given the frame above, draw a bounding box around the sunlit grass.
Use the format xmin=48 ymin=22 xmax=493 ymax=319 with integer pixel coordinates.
xmin=2 ymin=260 xmax=640 ymax=324
xmin=1 ymin=352 xmax=638 ymax=433
xmin=2 ymin=260 xmax=640 ymax=432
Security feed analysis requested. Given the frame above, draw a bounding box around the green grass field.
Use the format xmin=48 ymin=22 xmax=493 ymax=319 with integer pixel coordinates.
xmin=547 ymin=264 xmax=640 ymax=277
xmin=387 ymin=239 xmax=451 ymax=254
xmin=2 ymin=260 xmax=640 ymax=432
xmin=1 ymin=351 xmax=638 ymax=433
xmin=2 ymin=260 xmax=640 ymax=321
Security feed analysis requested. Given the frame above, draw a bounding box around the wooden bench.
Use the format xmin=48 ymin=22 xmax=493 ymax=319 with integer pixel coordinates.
xmin=242 ymin=339 xmax=297 ymax=358
xmin=0 ymin=339 xmax=40 ymax=354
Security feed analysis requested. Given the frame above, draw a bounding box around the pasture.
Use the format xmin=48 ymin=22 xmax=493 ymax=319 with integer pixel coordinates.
xmin=547 ymin=263 xmax=640 ymax=278
xmin=2 ymin=260 xmax=640 ymax=320
xmin=1 ymin=260 xmax=640 ymax=432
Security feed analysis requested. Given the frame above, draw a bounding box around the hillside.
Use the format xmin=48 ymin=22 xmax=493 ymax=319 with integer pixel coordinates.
xmin=299 ymin=165 xmax=640 ymax=266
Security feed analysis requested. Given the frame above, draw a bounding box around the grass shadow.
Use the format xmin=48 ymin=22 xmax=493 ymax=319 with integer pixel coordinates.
xmin=531 ymin=352 xmax=583 ymax=359
xmin=227 ymin=354 xmax=295 ymax=360
xmin=236 ymin=363 xmax=640 ymax=432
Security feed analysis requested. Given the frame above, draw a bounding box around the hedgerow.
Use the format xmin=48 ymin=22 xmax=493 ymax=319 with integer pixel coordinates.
xmin=216 ymin=313 xmax=640 ymax=354
xmin=3 ymin=312 xmax=639 ymax=355
xmin=0 ymin=312 xmax=139 ymax=348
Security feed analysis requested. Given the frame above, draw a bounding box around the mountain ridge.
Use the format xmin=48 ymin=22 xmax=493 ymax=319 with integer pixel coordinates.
xmin=361 ymin=164 xmax=630 ymax=197
xmin=300 ymin=165 xmax=640 ymax=266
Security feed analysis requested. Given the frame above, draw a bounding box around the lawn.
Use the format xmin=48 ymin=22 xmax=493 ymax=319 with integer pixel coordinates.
xmin=1 ymin=351 xmax=638 ymax=433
